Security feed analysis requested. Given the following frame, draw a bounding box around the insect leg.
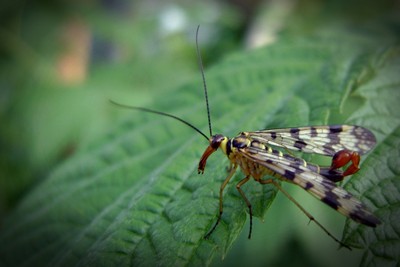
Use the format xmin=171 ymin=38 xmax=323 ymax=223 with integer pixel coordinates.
xmin=258 ymin=178 xmax=352 ymax=250
xmin=236 ymin=175 xmax=253 ymax=238
xmin=204 ymin=164 xmax=238 ymax=239
xmin=226 ymin=162 xmax=234 ymax=173
xmin=330 ymin=150 xmax=361 ymax=177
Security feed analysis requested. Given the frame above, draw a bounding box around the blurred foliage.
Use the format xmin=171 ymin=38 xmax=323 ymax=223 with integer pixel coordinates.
xmin=0 ymin=0 xmax=242 ymax=212
xmin=0 ymin=0 xmax=399 ymax=266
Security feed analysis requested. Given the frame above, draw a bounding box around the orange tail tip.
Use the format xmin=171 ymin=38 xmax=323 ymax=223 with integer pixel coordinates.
xmin=330 ymin=150 xmax=361 ymax=177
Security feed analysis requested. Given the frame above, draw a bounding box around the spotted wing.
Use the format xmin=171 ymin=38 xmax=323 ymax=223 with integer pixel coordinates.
xmin=239 ymin=145 xmax=381 ymax=227
xmin=246 ymin=125 xmax=376 ymax=156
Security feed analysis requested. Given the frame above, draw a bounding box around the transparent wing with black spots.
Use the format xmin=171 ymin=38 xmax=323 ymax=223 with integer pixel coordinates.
xmin=240 ymin=144 xmax=381 ymax=227
xmin=245 ymin=125 xmax=376 ymax=156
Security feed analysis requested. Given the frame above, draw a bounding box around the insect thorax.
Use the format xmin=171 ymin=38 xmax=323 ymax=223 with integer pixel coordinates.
xmin=225 ymin=134 xmax=277 ymax=180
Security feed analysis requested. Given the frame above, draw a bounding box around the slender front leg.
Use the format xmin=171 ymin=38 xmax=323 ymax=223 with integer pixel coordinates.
xmin=236 ymin=175 xmax=252 ymax=238
xmin=226 ymin=162 xmax=234 ymax=173
xmin=204 ymin=164 xmax=238 ymax=239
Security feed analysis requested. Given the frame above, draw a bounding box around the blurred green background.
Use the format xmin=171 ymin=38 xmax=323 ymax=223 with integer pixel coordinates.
xmin=0 ymin=0 xmax=399 ymax=266
xmin=0 ymin=0 xmax=244 ymax=212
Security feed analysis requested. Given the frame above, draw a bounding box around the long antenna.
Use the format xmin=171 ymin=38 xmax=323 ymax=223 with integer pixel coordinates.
xmin=196 ymin=25 xmax=213 ymax=137
xmin=109 ymin=100 xmax=209 ymax=141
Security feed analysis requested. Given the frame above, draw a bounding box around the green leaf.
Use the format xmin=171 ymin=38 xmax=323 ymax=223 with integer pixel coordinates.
xmin=341 ymin=47 xmax=400 ymax=264
xmin=343 ymin=127 xmax=400 ymax=266
xmin=0 ymin=30 xmax=399 ymax=267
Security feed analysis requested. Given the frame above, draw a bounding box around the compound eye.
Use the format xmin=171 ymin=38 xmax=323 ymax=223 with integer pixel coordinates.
xmin=210 ymin=134 xmax=225 ymax=149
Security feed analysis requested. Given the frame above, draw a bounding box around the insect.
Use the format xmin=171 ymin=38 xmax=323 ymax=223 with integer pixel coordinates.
xmin=111 ymin=26 xmax=381 ymax=249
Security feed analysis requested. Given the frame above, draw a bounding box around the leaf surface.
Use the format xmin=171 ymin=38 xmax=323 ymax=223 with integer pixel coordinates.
xmin=0 ymin=31 xmax=399 ymax=267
